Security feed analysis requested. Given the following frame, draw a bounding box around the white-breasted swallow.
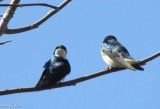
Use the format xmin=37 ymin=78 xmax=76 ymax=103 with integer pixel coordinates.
xmin=101 ymin=35 xmax=144 ymax=71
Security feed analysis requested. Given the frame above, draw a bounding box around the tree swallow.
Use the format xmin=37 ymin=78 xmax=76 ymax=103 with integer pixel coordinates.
xmin=36 ymin=45 xmax=71 ymax=88
xmin=101 ymin=35 xmax=144 ymax=71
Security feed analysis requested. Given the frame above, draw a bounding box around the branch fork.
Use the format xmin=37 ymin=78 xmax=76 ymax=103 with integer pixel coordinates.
xmin=0 ymin=0 xmax=71 ymax=36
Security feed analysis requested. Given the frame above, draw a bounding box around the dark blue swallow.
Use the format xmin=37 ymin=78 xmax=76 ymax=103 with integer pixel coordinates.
xmin=36 ymin=45 xmax=71 ymax=88
xmin=101 ymin=35 xmax=144 ymax=71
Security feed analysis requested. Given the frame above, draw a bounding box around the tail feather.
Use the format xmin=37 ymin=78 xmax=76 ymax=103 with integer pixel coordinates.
xmin=132 ymin=65 xmax=144 ymax=71
xmin=35 ymin=81 xmax=43 ymax=88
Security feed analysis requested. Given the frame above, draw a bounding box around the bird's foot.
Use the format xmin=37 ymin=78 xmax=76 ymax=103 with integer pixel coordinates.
xmin=105 ymin=66 xmax=113 ymax=70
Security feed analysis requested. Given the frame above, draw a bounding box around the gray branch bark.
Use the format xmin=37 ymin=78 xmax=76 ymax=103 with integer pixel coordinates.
xmin=0 ymin=3 xmax=58 ymax=9
xmin=0 ymin=0 xmax=20 ymax=36
xmin=0 ymin=0 xmax=71 ymax=35
xmin=0 ymin=40 xmax=11 ymax=45
xmin=0 ymin=51 xmax=159 ymax=96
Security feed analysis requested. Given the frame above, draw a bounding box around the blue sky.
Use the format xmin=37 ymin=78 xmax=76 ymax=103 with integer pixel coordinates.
xmin=0 ymin=0 xmax=160 ymax=109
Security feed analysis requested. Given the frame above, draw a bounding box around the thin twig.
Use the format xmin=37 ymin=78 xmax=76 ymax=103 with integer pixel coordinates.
xmin=0 ymin=51 xmax=159 ymax=96
xmin=0 ymin=40 xmax=11 ymax=45
xmin=5 ymin=0 xmax=71 ymax=34
xmin=0 ymin=0 xmax=20 ymax=36
xmin=0 ymin=3 xmax=58 ymax=9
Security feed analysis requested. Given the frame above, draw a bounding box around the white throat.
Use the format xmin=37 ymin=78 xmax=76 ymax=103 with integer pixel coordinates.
xmin=54 ymin=48 xmax=67 ymax=59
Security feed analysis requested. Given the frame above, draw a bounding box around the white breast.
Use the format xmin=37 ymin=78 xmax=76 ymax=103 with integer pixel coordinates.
xmin=101 ymin=50 xmax=122 ymax=67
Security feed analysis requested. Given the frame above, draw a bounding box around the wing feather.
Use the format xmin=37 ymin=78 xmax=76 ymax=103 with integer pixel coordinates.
xmin=102 ymin=45 xmax=136 ymax=70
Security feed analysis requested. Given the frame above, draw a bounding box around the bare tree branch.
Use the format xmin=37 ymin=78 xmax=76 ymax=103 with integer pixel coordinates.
xmin=0 ymin=0 xmax=71 ymax=35
xmin=0 ymin=0 xmax=20 ymax=36
xmin=4 ymin=0 xmax=71 ymax=34
xmin=0 ymin=40 xmax=11 ymax=45
xmin=0 ymin=3 xmax=58 ymax=9
xmin=139 ymin=51 xmax=160 ymax=65
xmin=0 ymin=51 xmax=159 ymax=96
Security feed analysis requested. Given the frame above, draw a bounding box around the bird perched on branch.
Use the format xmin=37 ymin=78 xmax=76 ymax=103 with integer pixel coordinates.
xmin=36 ymin=45 xmax=71 ymax=88
xmin=101 ymin=35 xmax=144 ymax=71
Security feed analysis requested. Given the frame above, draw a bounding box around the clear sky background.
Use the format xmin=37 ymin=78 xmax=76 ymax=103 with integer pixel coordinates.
xmin=0 ymin=0 xmax=160 ymax=109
